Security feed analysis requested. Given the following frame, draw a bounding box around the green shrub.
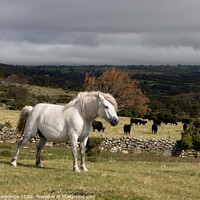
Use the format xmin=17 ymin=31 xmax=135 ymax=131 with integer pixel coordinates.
xmin=117 ymin=109 xmax=132 ymax=117
xmin=86 ymin=137 xmax=103 ymax=158
xmin=179 ymin=118 xmax=200 ymax=150
xmin=0 ymin=121 xmax=12 ymax=129
xmin=9 ymin=100 xmax=25 ymax=110
xmin=180 ymin=134 xmax=193 ymax=150
xmin=193 ymin=132 xmax=200 ymax=151
xmin=6 ymin=86 xmax=29 ymax=101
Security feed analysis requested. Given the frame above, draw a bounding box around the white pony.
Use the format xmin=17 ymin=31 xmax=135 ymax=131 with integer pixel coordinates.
xmin=11 ymin=91 xmax=118 ymax=172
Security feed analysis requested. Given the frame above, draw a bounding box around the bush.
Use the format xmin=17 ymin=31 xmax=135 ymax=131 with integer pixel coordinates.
xmin=0 ymin=121 xmax=12 ymax=129
xmin=117 ymin=109 xmax=132 ymax=117
xmin=6 ymin=86 xmax=29 ymax=101
xmin=193 ymin=132 xmax=200 ymax=151
xmin=179 ymin=118 xmax=200 ymax=150
xmin=86 ymin=137 xmax=103 ymax=157
xmin=180 ymin=134 xmax=193 ymax=150
xmin=156 ymin=109 xmax=174 ymax=122
xmin=9 ymin=100 xmax=26 ymax=110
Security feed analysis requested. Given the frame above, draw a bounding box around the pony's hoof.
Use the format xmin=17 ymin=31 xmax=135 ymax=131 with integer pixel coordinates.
xmin=73 ymin=167 xmax=81 ymax=172
xmin=81 ymin=167 xmax=88 ymax=172
xmin=36 ymin=163 xmax=43 ymax=168
xmin=11 ymin=160 xmax=17 ymax=167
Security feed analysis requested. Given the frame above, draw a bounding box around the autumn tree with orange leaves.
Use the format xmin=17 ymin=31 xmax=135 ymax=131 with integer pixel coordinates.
xmin=84 ymin=67 xmax=150 ymax=116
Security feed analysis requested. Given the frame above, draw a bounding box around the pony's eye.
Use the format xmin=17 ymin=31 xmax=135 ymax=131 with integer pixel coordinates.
xmin=104 ymin=105 xmax=109 ymax=109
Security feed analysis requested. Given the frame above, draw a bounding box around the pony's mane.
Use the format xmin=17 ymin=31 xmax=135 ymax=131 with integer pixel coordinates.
xmin=65 ymin=91 xmax=118 ymax=122
xmin=98 ymin=92 xmax=118 ymax=111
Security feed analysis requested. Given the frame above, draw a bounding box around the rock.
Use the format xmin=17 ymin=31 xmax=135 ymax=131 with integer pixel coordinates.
xmin=133 ymin=147 xmax=142 ymax=154
xmin=45 ymin=142 xmax=53 ymax=147
xmin=163 ymin=150 xmax=172 ymax=156
xmin=110 ymin=147 xmax=118 ymax=153
xmin=122 ymin=150 xmax=128 ymax=154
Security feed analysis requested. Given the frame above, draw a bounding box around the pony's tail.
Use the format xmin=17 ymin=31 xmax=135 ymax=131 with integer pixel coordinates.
xmin=16 ymin=106 xmax=33 ymax=137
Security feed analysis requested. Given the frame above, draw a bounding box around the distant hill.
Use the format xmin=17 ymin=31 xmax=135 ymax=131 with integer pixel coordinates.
xmin=1 ymin=63 xmax=200 ymax=95
xmin=0 ymin=63 xmax=199 ymax=118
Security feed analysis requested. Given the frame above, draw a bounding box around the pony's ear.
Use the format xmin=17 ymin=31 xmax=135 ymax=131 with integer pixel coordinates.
xmin=98 ymin=92 xmax=106 ymax=103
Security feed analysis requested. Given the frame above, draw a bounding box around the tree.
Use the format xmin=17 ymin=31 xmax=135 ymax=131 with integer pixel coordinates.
xmin=84 ymin=67 xmax=150 ymax=116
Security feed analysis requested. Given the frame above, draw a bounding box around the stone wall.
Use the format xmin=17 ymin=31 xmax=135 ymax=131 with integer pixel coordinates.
xmin=0 ymin=128 xmax=19 ymax=143
xmin=1 ymin=129 xmax=199 ymax=158
xmin=0 ymin=128 xmax=39 ymax=144
xmin=99 ymin=137 xmax=200 ymax=158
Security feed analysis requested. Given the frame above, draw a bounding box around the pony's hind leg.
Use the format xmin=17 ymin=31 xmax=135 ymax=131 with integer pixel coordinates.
xmin=11 ymin=136 xmax=31 ymax=166
xmin=11 ymin=128 xmax=38 ymax=166
xmin=35 ymin=137 xmax=47 ymax=167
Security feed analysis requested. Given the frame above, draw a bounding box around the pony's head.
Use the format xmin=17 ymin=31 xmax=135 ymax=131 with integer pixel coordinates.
xmin=97 ymin=93 xmax=119 ymax=126
xmin=67 ymin=91 xmax=119 ymax=126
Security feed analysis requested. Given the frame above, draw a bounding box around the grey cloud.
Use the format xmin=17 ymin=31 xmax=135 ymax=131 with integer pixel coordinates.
xmin=0 ymin=0 xmax=200 ymax=65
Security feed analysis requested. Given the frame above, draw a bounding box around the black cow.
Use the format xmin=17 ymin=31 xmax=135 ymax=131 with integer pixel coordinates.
xmin=183 ymin=123 xmax=189 ymax=131
xmin=139 ymin=120 xmax=147 ymax=125
xmin=92 ymin=121 xmax=105 ymax=132
xmin=153 ymin=119 xmax=162 ymax=126
xmin=162 ymin=118 xmax=177 ymax=125
xmin=130 ymin=118 xmax=141 ymax=125
xmin=123 ymin=124 xmax=132 ymax=135
xmin=170 ymin=120 xmax=178 ymax=125
xmin=152 ymin=123 xmax=158 ymax=134
xmin=182 ymin=118 xmax=190 ymax=125
xmin=143 ymin=114 xmax=155 ymax=121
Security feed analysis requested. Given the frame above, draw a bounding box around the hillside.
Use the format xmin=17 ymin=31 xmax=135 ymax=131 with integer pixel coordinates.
xmin=0 ymin=63 xmax=200 ymax=118
xmin=1 ymin=63 xmax=199 ymax=94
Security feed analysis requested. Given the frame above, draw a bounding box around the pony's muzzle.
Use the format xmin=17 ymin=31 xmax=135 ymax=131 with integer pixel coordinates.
xmin=109 ymin=118 xmax=119 ymax=126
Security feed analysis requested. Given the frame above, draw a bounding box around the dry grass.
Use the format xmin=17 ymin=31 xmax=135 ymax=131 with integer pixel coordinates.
xmin=0 ymin=110 xmax=198 ymax=200
xmin=92 ymin=117 xmax=182 ymax=141
xmin=0 ymin=144 xmax=199 ymax=200
xmin=26 ymin=85 xmax=73 ymax=96
xmin=0 ymin=110 xmax=20 ymax=128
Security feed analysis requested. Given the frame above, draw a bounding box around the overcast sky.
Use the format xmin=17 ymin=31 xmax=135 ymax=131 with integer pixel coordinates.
xmin=1 ymin=0 xmax=200 ymax=65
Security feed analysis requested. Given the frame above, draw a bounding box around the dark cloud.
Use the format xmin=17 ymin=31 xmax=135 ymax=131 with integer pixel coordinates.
xmin=0 ymin=0 xmax=200 ymax=65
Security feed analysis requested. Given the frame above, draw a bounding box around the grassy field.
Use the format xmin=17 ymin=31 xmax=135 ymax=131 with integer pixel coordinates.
xmin=0 ymin=110 xmax=199 ymax=199
xmin=0 ymin=144 xmax=200 ymax=200
xmin=0 ymin=109 xmax=20 ymax=128
xmin=92 ymin=117 xmax=182 ymax=141
xmin=0 ymin=110 xmax=183 ymax=141
xmin=27 ymin=85 xmax=74 ymax=96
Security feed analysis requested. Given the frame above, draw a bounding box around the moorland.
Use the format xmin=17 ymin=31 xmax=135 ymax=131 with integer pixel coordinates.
xmin=0 ymin=64 xmax=200 ymax=200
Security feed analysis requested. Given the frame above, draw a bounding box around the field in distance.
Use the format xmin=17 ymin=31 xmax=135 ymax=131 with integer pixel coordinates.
xmin=0 ymin=110 xmax=183 ymax=141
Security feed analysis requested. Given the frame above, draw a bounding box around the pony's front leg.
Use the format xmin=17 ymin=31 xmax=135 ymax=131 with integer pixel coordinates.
xmin=80 ymin=137 xmax=88 ymax=172
xmin=70 ymin=137 xmax=81 ymax=172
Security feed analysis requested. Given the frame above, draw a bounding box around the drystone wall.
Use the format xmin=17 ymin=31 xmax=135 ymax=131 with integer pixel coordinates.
xmin=99 ymin=137 xmax=176 ymax=156
xmin=0 ymin=128 xmax=199 ymax=158
xmin=99 ymin=137 xmax=200 ymax=158
xmin=0 ymin=128 xmax=40 ymax=144
xmin=0 ymin=128 xmax=19 ymax=143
